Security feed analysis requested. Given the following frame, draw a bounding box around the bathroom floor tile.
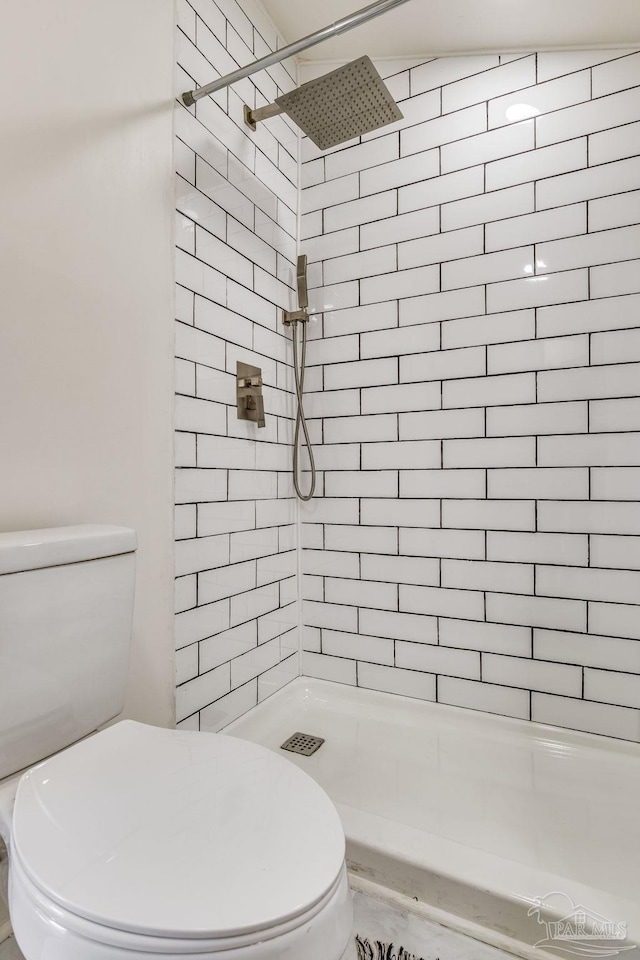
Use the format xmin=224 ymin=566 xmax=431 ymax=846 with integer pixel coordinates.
xmin=341 ymin=891 xmax=515 ymax=960
xmin=1 ymin=894 xmax=515 ymax=960
xmin=0 ymin=937 xmax=24 ymax=960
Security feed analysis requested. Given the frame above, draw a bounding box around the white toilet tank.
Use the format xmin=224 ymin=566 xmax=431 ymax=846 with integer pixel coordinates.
xmin=0 ymin=525 xmax=137 ymax=781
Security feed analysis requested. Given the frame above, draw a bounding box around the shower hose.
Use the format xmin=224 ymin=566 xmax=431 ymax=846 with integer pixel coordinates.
xmin=292 ymin=318 xmax=316 ymax=501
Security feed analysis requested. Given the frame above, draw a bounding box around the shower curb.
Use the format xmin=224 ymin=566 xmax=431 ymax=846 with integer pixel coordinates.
xmin=348 ymin=874 xmax=559 ymax=960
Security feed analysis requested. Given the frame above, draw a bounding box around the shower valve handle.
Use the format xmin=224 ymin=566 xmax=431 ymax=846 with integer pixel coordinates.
xmin=236 ymin=362 xmax=266 ymax=428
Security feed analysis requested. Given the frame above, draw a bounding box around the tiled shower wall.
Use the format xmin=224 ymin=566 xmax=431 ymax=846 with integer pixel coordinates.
xmin=174 ymin=0 xmax=301 ymax=729
xmin=300 ymin=51 xmax=640 ymax=742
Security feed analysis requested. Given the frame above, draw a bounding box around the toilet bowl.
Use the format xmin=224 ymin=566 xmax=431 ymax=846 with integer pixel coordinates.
xmin=0 ymin=526 xmax=353 ymax=960
xmin=2 ymin=721 xmax=352 ymax=960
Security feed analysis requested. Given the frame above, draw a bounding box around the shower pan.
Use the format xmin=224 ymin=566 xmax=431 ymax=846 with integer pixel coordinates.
xmin=227 ymin=678 xmax=640 ymax=960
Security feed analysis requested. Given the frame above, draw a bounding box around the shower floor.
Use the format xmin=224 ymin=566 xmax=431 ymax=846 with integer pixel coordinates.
xmin=226 ymin=678 xmax=640 ymax=959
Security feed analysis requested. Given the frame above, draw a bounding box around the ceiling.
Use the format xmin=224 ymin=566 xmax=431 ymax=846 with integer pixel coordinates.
xmin=259 ymin=0 xmax=640 ymax=61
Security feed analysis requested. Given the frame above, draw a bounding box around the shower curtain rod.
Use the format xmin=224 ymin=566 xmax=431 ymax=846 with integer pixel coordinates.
xmin=181 ymin=0 xmax=414 ymax=106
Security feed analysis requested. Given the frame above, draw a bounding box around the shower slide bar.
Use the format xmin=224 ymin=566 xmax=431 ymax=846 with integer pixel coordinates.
xmin=181 ymin=0 xmax=414 ymax=106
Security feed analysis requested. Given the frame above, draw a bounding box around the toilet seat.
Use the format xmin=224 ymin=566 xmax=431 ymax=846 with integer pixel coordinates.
xmin=10 ymin=852 xmax=352 ymax=958
xmin=8 ymin=721 xmax=352 ymax=958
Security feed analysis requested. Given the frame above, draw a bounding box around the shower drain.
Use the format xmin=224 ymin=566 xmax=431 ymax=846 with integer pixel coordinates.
xmin=280 ymin=732 xmax=325 ymax=756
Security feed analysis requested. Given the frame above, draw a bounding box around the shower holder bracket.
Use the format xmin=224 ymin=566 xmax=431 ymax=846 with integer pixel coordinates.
xmin=282 ymin=308 xmax=309 ymax=326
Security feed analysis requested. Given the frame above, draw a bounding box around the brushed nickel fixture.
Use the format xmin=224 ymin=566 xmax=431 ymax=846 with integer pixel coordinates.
xmin=283 ymin=255 xmax=316 ymax=501
xmin=281 ymin=732 xmax=325 ymax=756
xmin=236 ymin=362 xmax=265 ymax=428
xmin=244 ymin=56 xmax=403 ymax=151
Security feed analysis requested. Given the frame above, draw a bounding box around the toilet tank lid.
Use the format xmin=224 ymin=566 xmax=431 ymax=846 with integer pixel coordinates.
xmin=0 ymin=525 xmax=137 ymax=575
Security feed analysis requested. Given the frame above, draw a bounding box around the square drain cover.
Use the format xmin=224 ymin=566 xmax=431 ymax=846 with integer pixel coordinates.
xmin=280 ymin=732 xmax=324 ymax=756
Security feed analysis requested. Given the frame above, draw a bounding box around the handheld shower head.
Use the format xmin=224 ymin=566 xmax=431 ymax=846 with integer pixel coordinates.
xmin=286 ymin=252 xmax=316 ymax=501
xmin=297 ymin=255 xmax=309 ymax=310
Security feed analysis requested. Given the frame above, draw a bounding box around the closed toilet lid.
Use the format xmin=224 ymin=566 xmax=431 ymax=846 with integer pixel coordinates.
xmin=11 ymin=721 xmax=346 ymax=940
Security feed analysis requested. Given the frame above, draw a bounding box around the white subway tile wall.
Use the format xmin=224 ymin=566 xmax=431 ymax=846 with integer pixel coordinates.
xmin=174 ymin=0 xmax=299 ymax=729
xmin=300 ymin=50 xmax=640 ymax=742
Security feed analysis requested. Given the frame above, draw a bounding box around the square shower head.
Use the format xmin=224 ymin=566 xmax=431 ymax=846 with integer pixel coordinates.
xmin=275 ymin=56 xmax=403 ymax=151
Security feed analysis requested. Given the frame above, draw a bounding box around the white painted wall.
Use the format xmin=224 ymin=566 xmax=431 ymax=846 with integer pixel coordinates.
xmin=0 ymin=1 xmax=176 ymax=728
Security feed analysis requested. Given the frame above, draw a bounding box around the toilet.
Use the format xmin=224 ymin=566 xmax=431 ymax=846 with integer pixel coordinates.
xmin=0 ymin=526 xmax=353 ymax=960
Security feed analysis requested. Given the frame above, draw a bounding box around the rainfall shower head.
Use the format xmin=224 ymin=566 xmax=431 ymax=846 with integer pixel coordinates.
xmin=244 ymin=56 xmax=403 ymax=151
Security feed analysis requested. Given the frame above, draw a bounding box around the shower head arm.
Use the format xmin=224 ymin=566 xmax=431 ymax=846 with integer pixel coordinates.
xmin=243 ymin=102 xmax=284 ymax=132
xmin=181 ymin=0 xmax=414 ymax=106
